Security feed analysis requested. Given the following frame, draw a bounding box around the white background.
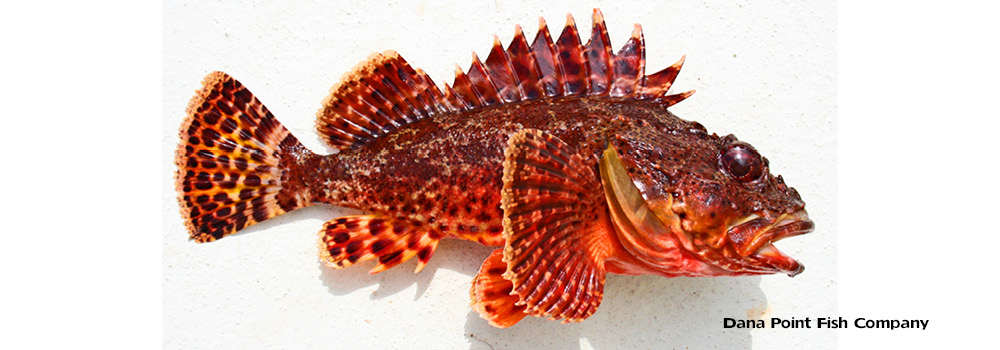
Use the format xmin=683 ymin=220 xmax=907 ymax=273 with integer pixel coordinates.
xmin=1 ymin=0 xmax=997 ymax=349
xmin=162 ymin=1 xmax=836 ymax=349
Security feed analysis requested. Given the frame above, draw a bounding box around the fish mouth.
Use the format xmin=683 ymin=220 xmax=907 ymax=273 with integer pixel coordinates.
xmin=599 ymin=142 xmax=813 ymax=277
xmin=727 ymin=212 xmax=813 ymax=276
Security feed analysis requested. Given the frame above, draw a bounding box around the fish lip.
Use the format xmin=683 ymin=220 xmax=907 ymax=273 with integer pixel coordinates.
xmin=755 ymin=215 xmax=812 ymax=276
xmin=727 ymin=211 xmax=813 ymax=276
xmin=753 ymin=243 xmax=806 ymax=277
xmin=769 ymin=216 xmax=815 ymax=243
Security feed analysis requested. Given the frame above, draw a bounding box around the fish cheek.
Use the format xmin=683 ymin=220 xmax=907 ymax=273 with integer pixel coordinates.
xmin=680 ymin=189 xmax=741 ymax=248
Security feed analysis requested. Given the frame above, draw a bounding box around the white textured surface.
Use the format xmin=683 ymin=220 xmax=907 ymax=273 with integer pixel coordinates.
xmin=163 ymin=1 xmax=836 ymax=349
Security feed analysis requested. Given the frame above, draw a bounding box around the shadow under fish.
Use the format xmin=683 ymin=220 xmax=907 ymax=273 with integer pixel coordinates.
xmin=174 ymin=9 xmax=813 ymax=328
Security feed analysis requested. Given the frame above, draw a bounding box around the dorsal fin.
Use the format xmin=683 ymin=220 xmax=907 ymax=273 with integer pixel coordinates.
xmin=584 ymin=10 xmax=614 ymax=95
xmin=446 ymin=8 xmax=693 ymax=104
xmin=316 ymin=9 xmax=694 ymax=151
xmin=554 ymin=14 xmax=588 ymax=96
xmin=317 ymin=51 xmax=457 ymax=150
xmin=529 ymin=18 xmax=562 ymax=97
xmin=609 ymin=24 xmax=645 ymax=97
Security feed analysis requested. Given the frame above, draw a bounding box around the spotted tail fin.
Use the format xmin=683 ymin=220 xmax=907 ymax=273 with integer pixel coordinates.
xmin=175 ymin=72 xmax=313 ymax=242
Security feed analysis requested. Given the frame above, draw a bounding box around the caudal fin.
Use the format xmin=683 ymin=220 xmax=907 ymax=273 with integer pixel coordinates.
xmin=175 ymin=72 xmax=312 ymax=242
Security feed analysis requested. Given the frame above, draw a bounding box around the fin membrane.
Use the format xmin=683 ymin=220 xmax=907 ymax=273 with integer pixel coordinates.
xmin=316 ymin=51 xmax=457 ymax=150
xmin=471 ymin=249 xmax=527 ymax=328
xmin=319 ymin=215 xmax=442 ymax=273
xmin=315 ymin=9 xmax=693 ymax=150
xmin=449 ymin=9 xmax=694 ymax=107
xmin=176 ymin=72 xmax=311 ymax=242
xmin=500 ymin=129 xmax=615 ymax=323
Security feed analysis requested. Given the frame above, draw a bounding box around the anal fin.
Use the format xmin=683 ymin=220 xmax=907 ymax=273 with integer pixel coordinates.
xmin=470 ymin=249 xmax=527 ymax=328
xmin=319 ymin=215 xmax=442 ymax=273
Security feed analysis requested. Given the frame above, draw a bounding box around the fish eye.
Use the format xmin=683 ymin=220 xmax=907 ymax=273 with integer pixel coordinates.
xmin=720 ymin=143 xmax=764 ymax=182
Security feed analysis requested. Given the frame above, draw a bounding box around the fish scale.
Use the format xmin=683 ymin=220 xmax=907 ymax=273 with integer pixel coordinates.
xmin=174 ymin=8 xmax=812 ymax=328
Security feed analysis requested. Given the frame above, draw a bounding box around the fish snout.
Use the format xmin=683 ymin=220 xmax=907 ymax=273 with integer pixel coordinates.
xmin=727 ymin=210 xmax=813 ymax=276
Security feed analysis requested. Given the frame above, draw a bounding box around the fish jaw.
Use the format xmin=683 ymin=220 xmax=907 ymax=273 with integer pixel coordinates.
xmin=727 ymin=212 xmax=813 ymax=276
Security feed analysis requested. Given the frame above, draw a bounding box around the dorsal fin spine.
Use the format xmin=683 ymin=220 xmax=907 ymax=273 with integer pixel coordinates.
xmin=442 ymin=83 xmax=471 ymax=111
xmin=316 ymin=11 xmax=693 ymax=151
xmin=584 ymin=9 xmax=614 ymax=95
xmin=484 ymin=36 xmax=521 ymax=103
xmin=505 ymin=25 xmax=540 ymax=100
xmin=554 ymin=14 xmax=589 ymax=96
xmin=610 ymin=24 xmax=645 ymax=97
xmin=638 ymin=55 xmax=685 ymax=99
xmin=530 ymin=18 xmax=563 ymax=97
xmin=467 ymin=53 xmax=502 ymax=106
xmin=655 ymin=89 xmax=696 ymax=108
xmin=451 ymin=64 xmax=486 ymax=107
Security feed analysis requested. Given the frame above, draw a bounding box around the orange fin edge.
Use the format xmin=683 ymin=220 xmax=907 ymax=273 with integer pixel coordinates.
xmin=176 ymin=72 xmax=311 ymax=242
xmin=471 ymin=249 xmax=528 ymax=328
xmin=316 ymin=51 xmax=458 ymax=150
xmin=499 ymin=129 xmax=615 ymax=322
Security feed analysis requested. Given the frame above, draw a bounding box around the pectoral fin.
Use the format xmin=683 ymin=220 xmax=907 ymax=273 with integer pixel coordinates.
xmin=498 ymin=129 xmax=615 ymax=323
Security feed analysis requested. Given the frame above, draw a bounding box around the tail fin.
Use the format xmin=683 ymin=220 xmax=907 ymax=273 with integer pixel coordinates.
xmin=175 ymin=72 xmax=312 ymax=242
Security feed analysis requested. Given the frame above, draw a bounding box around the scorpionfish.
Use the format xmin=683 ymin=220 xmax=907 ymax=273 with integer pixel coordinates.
xmin=175 ymin=9 xmax=813 ymax=328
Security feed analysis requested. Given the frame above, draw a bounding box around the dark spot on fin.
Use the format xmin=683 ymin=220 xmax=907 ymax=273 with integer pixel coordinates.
xmin=319 ymin=214 xmax=442 ymax=273
xmin=447 ymin=8 xmax=693 ymax=107
xmin=555 ymin=14 xmax=588 ymax=96
xmin=175 ymin=71 xmax=309 ymax=243
xmin=316 ymin=10 xmax=694 ymax=153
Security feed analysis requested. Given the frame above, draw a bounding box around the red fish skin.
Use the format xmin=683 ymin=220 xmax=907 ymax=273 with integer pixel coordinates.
xmin=291 ymin=97 xmax=693 ymax=249
xmin=171 ymin=7 xmax=819 ymax=331
xmin=175 ymin=50 xmax=806 ymax=286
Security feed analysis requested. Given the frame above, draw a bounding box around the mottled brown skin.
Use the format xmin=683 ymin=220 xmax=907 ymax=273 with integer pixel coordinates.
xmin=611 ymin=125 xmax=804 ymax=224
xmin=176 ymin=73 xmax=309 ymax=242
xmin=176 ymin=10 xmax=812 ymax=328
xmin=608 ymin=115 xmax=809 ymax=276
xmin=292 ymin=97 xmax=698 ymax=246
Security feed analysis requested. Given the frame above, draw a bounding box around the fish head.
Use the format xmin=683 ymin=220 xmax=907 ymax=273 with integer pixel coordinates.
xmin=600 ymin=118 xmax=812 ymax=278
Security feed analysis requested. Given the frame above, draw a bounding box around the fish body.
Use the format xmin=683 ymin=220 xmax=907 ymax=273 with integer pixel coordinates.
xmin=302 ymin=97 xmax=687 ymax=244
xmin=175 ymin=10 xmax=812 ymax=328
